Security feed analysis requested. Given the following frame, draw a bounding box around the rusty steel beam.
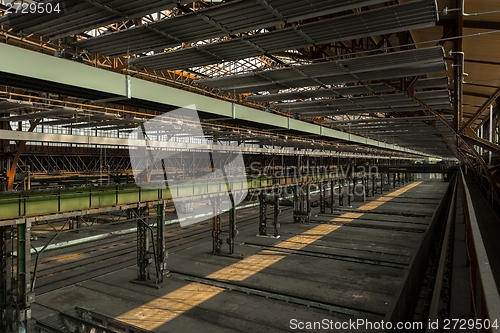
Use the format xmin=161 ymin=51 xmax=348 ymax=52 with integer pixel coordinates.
xmin=438 ymin=19 xmax=500 ymax=30
xmin=403 ymin=76 xmax=419 ymax=95
xmin=6 ymin=119 xmax=40 ymax=190
xmin=463 ymin=91 xmax=497 ymax=99
xmin=445 ymin=57 xmax=500 ymax=67
xmin=477 ymin=105 xmax=499 ymax=134
xmin=460 ymin=87 xmax=500 ymax=132
xmin=462 ymin=127 xmax=500 ymax=156
xmin=382 ymin=80 xmax=456 ymax=134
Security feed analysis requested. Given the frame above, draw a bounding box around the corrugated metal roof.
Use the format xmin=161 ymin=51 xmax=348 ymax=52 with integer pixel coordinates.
xmin=131 ymin=1 xmax=438 ymax=70
xmin=0 ymin=0 xmax=189 ymax=39
xmin=197 ymin=47 xmax=446 ymax=92
xmin=72 ymin=0 xmax=389 ymax=57
xmin=270 ymin=89 xmax=451 ymax=118
xmin=78 ymin=26 xmax=178 ymax=57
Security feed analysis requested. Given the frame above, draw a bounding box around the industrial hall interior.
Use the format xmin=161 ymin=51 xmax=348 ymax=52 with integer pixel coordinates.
xmin=0 ymin=0 xmax=500 ymax=332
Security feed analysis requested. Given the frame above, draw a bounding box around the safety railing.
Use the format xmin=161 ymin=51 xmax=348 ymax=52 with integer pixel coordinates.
xmin=384 ymin=172 xmax=456 ymax=330
xmin=460 ymin=169 xmax=500 ymax=332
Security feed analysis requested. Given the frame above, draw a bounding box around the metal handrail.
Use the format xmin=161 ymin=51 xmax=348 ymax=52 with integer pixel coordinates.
xmin=426 ymin=174 xmax=458 ymax=332
xmin=460 ymin=169 xmax=500 ymax=332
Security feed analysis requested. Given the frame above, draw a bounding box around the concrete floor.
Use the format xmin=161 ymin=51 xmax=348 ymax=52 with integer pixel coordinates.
xmin=33 ymin=180 xmax=448 ymax=333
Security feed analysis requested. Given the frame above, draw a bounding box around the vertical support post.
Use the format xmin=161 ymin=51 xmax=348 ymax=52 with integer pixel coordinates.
xmin=347 ymin=178 xmax=352 ymax=207
xmin=362 ymin=176 xmax=367 ymax=197
xmin=362 ymin=175 xmax=370 ymax=197
xmin=293 ymin=184 xmax=299 ymax=223
xmin=490 ymin=104 xmax=493 ymax=165
xmin=136 ymin=207 xmax=150 ymax=281
xmin=393 ymin=173 xmax=396 ymax=189
xmin=306 ymin=183 xmax=310 ymax=223
xmin=273 ymin=194 xmax=280 ymax=237
xmin=211 ymin=196 xmax=222 ymax=254
xmin=228 ymin=203 xmax=236 ymax=254
xmin=319 ymin=181 xmax=325 ymax=213
xmin=259 ymin=192 xmax=267 ymax=234
xmin=156 ymin=203 xmax=166 ymax=283
xmin=339 ymin=179 xmax=344 ymax=206
xmin=330 ymin=179 xmax=334 ymax=214
xmin=1 ymin=227 xmax=13 ymax=332
xmin=16 ymin=220 xmax=32 ymax=333
xmin=372 ymin=174 xmax=376 ymax=195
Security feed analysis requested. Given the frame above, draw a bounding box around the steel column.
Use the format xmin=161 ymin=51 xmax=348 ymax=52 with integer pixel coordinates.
xmin=273 ymin=194 xmax=280 ymax=238
xmin=372 ymin=174 xmax=376 ymax=195
xmin=156 ymin=203 xmax=166 ymax=283
xmin=330 ymin=179 xmax=334 ymax=214
xmin=306 ymin=184 xmax=310 ymax=223
xmin=339 ymin=180 xmax=344 ymax=206
xmin=381 ymin=173 xmax=385 ymax=191
xmin=0 ymin=226 xmax=13 ymax=332
xmin=135 ymin=207 xmax=150 ymax=281
xmin=293 ymin=184 xmax=299 ymax=223
xmin=211 ymin=197 xmax=222 ymax=254
xmin=319 ymin=181 xmax=326 ymax=213
xmin=347 ymin=178 xmax=352 ymax=207
xmin=490 ymin=104 xmax=494 ymax=165
xmin=228 ymin=204 xmax=236 ymax=254
xmin=259 ymin=192 xmax=267 ymax=234
xmin=16 ymin=221 xmax=32 ymax=333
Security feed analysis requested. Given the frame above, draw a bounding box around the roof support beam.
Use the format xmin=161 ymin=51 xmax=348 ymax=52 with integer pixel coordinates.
xmin=83 ymin=0 xmax=128 ymax=19
xmin=460 ymin=87 xmax=500 ymax=132
xmin=438 ymin=19 xmax=500 ymax=30
xmin=462 ymin=127 xmax=500 ymax=156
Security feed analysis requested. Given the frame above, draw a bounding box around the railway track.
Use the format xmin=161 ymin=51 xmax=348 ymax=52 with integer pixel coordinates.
xmin=33 ymin=196 xmax=432 ymax=296
xmin=31 ymin=182 xmax=457 ymax=333
xmin=32 ymin=206 xmax=294 ymax=295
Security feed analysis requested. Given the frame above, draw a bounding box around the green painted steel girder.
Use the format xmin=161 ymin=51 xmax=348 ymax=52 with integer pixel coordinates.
xmin=0 ymin=174 xmax=342 ymax=223
xmin=0 ymin=43 xmax=432 ymax=157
